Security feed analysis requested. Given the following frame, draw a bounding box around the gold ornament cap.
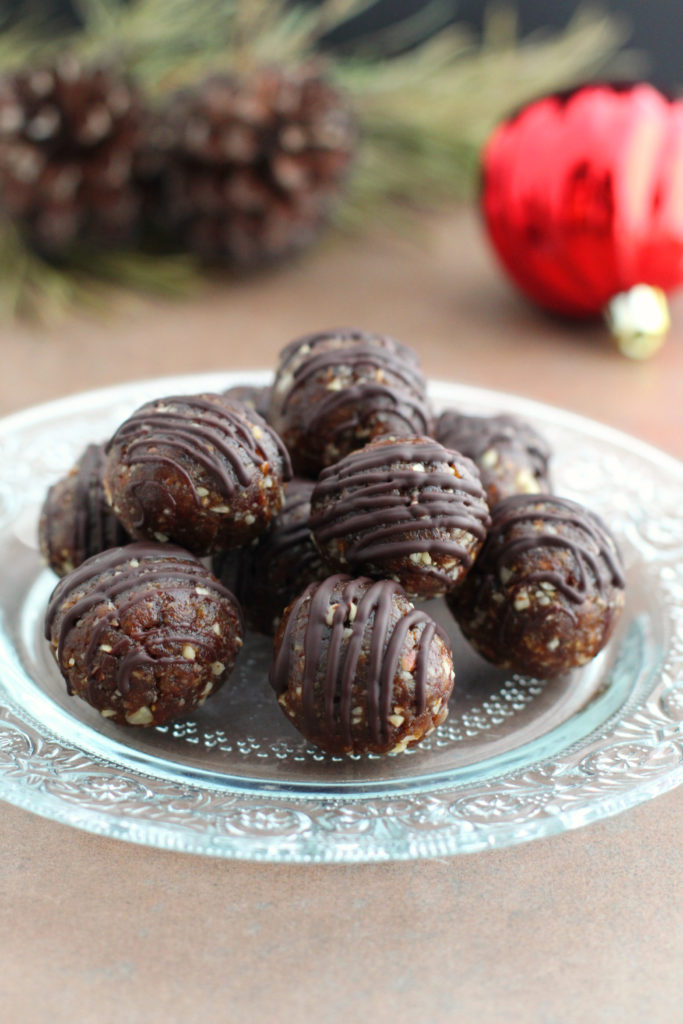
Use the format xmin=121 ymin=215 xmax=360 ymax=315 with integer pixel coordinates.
xmin=604 ymin=285 xmax=670 ymax=359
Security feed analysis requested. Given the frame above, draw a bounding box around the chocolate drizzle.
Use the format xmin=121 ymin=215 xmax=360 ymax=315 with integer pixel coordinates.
xmin=310 ymin=437 xmax=490 ymax=582
xmin=480 ymin=494 xmax=625 ymax=602
xmin=77 ymin=445 xmax=129 ymax=555
xmin=270 ymin=575 xmax=450 ymax=746
xmin=107 ymin=394 xmax=292 ymax=510
xmin=271 ymin=330 xmax=432 ymax=454
xmin=40 ymin=444 xmax=130 ymax=572
xmin=436 ymin=412 xmax=551 ymax=475
xmin=277 ymin=328 xmax=422 ymax=380
xmin=45 ymin=542 xmax=238 ymax=697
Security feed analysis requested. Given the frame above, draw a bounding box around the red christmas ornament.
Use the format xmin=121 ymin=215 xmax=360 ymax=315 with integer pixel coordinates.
xmin=482 ymin=83 xmax=683 ymax=357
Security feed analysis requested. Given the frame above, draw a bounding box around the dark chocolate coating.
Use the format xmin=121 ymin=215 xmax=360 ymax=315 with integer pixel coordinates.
xmin=270 ymin=574 xmax=454 ymax=755
xmin=104 ymin=393 xmax=292 ymax=556
xmin=448 ymin=494 xmax=626 ymax=678
xmin=39 ymin=443 xmax=130 ymax=576
xmin=45 ymin=542 xmax=244 ymax=726
xmin=213 ymin=478 xmax=328 ymax=635
xmin=436 ymin=411 xmax=552 ymax=507
xmin=309 ymin=435 xmax=490 ymax=599
xmin=268 ymin=328 xmax=434 ymax=476
xmin=222 ymin=384 xmax=272 ymax=421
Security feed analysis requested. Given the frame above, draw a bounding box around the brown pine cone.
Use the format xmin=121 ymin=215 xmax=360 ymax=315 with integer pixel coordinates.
xmin=157 ymin=66 xmax=356 ymax=267
xmin=0 ymin=57 xmax=143 ymax=252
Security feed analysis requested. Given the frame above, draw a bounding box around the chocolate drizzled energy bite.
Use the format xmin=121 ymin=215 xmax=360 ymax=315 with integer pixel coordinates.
xmin=104 ymin=393 xmax=291 ymax=555
xmin=37 ymin=329 xmax=630 ymax=762
xmin=449 ymin=494 xmax=625 ymax=678
xmin=45 ymin=543 xmax=244 ymax=726
xmin=310 ymin=435 xmax=490 ymax=598
xmin=268 ymin=328 xmax=434 ymax=476
xmin=39 ymin=443 xmax=130 ymax=576
xmin=271 ymin=575 xmax=455 ymax=755
xmin=436 ymin=411 xmax=552 ymax=507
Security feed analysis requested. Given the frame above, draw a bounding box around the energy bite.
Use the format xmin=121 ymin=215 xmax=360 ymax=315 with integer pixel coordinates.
xmin=436 ymin=411 xmax=551 ymax=507
xmin=213 ymin=478 xmax=328 ymax=635
xmin=270 ymin=574 xmax=454 ymax=755
xmin=448 ymin=494 xmax=626 ymax=677
xmin=45 ymin=542 xmax=244 ymax=726
xmin=222 ymin=384 xmax=271 ymax=421
xmin=268 ymin=328 xmax=434 ymax=476
xmin=104 ymin=393 xmax=291 ymax=556
xmin=309 ymin=435 xmax=490 ymax=599
xmin=39 ymin=443 xmax=130 ymax=576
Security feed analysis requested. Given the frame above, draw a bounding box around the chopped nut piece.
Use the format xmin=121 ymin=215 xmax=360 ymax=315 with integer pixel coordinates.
xmin=480 ymin=447 xmax=499 ymax=468
xmin=125 ymin=705 xmax=154 ymax=725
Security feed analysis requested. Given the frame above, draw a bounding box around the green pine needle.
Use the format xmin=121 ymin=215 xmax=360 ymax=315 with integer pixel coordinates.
xmin=339 ymin=7 xmax=633 ymax=224
xmin=0 ymin=0 xmax=635 ymax=321
xmin=0 ymin=222 xmax=201 ymax=324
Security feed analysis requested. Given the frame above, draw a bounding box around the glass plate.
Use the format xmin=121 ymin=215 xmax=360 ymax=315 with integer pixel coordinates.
xmin=0 ymin=372 xmax=681 ymax=862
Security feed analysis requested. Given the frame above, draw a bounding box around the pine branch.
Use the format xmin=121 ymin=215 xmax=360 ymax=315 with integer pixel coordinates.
xmin=338 ymin=6 xmax=632 ymax=223
xmin=0 ymin=222 xmax=200 ymax=324
xmin=0 ymin=1 xmax=634 ymax=321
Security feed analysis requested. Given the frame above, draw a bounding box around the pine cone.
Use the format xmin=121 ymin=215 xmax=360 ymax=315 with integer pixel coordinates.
xmin=158 ymin=66 xmax=356 ymax=268
xmin=0 ymin=57 xmax=144 ymax=253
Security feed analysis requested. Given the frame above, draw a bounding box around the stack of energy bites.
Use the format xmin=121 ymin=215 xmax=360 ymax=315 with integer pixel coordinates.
xmin=40 ymin=329 xmax=626 ymax=756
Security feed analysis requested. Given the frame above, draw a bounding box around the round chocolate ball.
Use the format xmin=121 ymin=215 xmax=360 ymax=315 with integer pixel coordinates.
xmin=270 ymin=574 xmax=455 ymax=755
xmin=436 ymin=410 xmax=552 ymax=507
xmin=39 ymin=443 xmax=130 ymax=576
xmin=448 ymin=494 xmax=626 ymax=677
xmin=309 ymin=435 xmax=490 ymax=599
xmin=104 ymin=393 xmax=291 ymax=556
xmin=213 ymin=477 xmax=328 ymax=635
xmin=45 ymin=542 xmax=244 ymax=726
xmin=268 ymin=328 xmax=433 ymax=476
xmin=222 ymin=383 xmax=272 ymax=421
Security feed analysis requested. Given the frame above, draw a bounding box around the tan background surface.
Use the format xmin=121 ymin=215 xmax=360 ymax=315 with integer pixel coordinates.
xmin=0 ymin=208 xmax=681 ymax=1023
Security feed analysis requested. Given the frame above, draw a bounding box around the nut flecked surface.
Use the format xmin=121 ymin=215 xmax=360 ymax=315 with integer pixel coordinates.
xmin=268 ymin=328 xmax=434 ymax=476
xmin=448 ymin=494 xmax=626 ymax=677
xmin=310 ymin=435 xmax=490 ymax=598
xmin=39 ymin=442 xmax=130 ymax=576
xmin=45 ymin=542 xmax=244 ymax=726
xmin=270 ymin=574 xmax=455 ymax=755
xmin=104 ymin=393 xmax=291 ymax=555
xmin=436 ymin=411 xmax=552 ymax=507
